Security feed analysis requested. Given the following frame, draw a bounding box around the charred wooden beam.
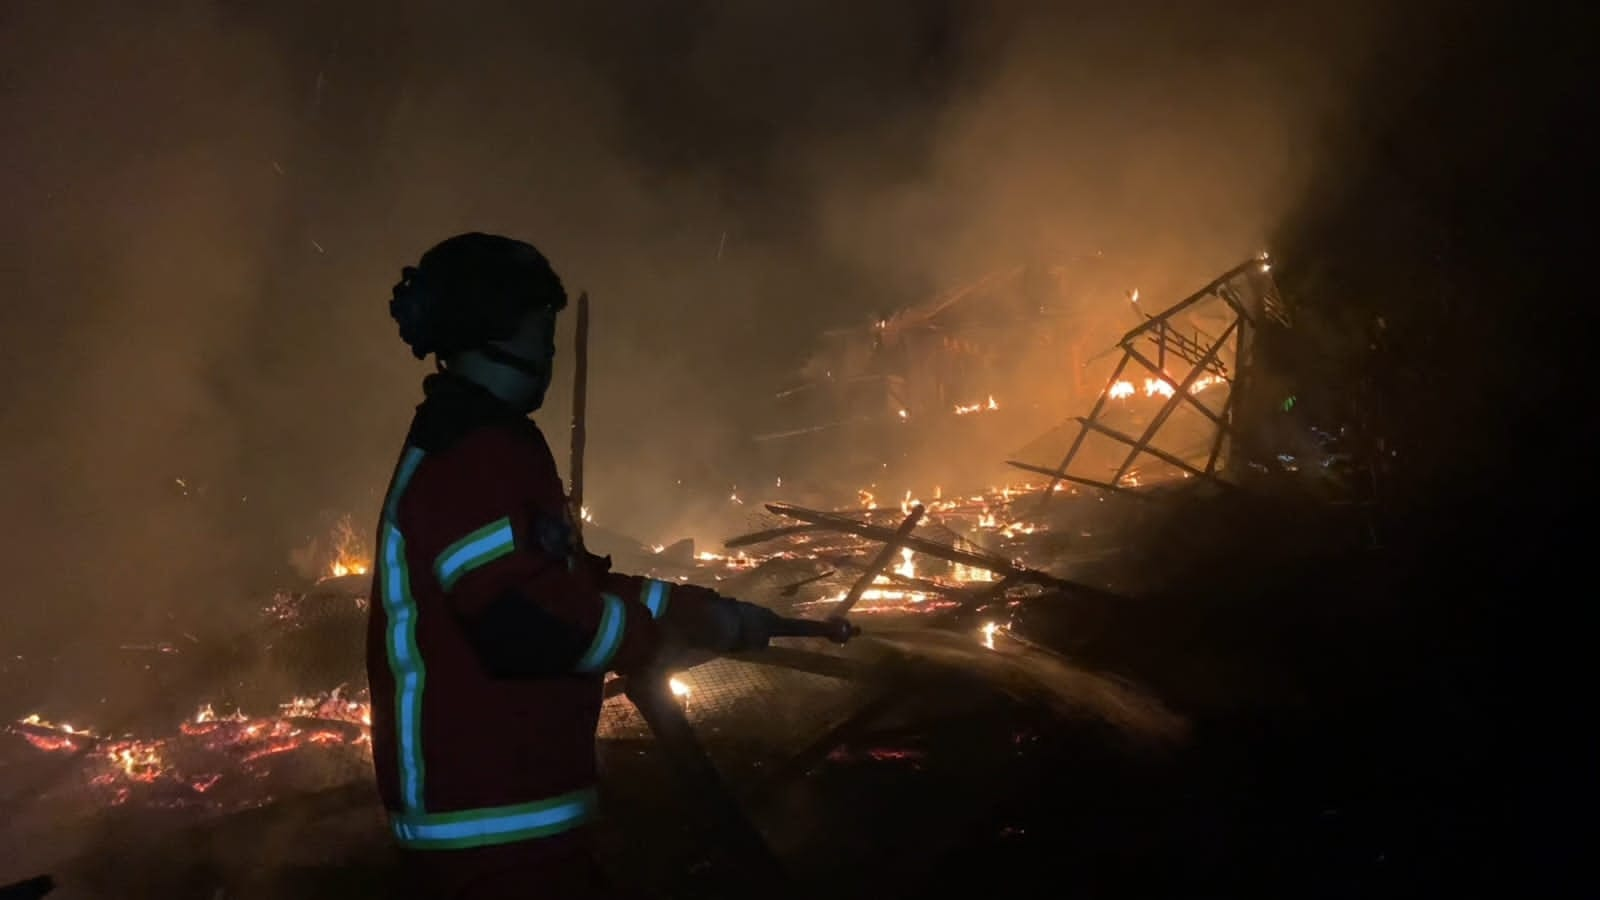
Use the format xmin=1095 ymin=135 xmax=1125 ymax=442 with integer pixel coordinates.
xmin=1206 ymin=315 xmax=1247 ymax=476
xmin=1038 ymin=352 xmax=1132 ymax=507
xmin=878 ymin=570 xmax=973 ymax=597
xmin=1073 ymin=417 xmax=1213 ymax=481
xmin=723 ymin=523 xmax=827 ymax=549
xmin=1004 ymin=460 xmax=1153 ymax=499
xmin=778 ymin=569 xmax=837 ymax=597
xmin=957 ymin=573 xmax=1021 ymax=614
xmin=1110 ymin=317 xmax=1241 ymax=485
xmin=1114 ymin=258 xmax=1261 ymax=349
xmin=763 ymin=503 xmax=1093 ymax=595
xmin=836 ymin=505 xmax=924 ymax=617
xmin=1122 ymin=345 xmax=1231 ymax=429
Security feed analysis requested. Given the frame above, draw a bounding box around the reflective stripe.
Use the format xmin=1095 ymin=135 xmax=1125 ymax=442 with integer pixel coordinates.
xmin=434 ymin=517 xmax=516 ymax=591
xmin=574 ymin=593 xmax=626 ymax=673
xmin=379 ymin=446 xmax=428 ymax=812
xmin=391 ymin=787 xmax=598 ymax=850
xmin=384 ymin=447 xmax=425 ymax=521
xmin=640 ymin=579 xmax=672 ymax=620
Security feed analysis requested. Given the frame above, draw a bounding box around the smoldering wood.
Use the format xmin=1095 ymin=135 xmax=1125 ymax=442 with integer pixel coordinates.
xmin=1122 ymin=344 xmax=1231 ymax=427
xmin=877 ymin=569 xmax=975 ymax=597
xmin=724 ymin=523 xmax=828 ymax=549
xmin=1037 ymin=352 xmax=1133 ymax=507
xmin=956 ymin=573 xmax=1022 ymax=614
xmin=1113 ymin=257 xmax=1262 ymax=349
xmin=763 ymin=502 xmax=1097 ymax=595
xmin=1073 ymin=416 xmax=1217 ymax=482
xmin=834 ymin=505 xmax=925 ymax=617
xmin=1005 ymin=460 xmax=1154 ymax=499
xmin=1206 ymin=317 xmax=1247 ymax=476
xmin=778 ymin=569 xmax=837 ymax=597
xmin=1024 ymin=259 xmax=1274 ymax=501
xmin=1110 ymin=318 xmax=1242 ymax=485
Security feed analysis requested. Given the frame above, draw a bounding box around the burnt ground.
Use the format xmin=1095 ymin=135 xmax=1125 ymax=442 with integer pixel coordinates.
xmin=7 ymin=479 xmax=1573 ymax=899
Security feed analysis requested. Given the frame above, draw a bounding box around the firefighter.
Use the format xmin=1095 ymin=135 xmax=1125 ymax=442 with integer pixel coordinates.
xmin=369 ymin=232 xmax=784 ymax=898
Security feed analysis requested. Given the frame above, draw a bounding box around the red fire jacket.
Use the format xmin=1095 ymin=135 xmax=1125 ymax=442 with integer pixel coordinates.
xmin=366 ymin=375 xmax=718 ymax=853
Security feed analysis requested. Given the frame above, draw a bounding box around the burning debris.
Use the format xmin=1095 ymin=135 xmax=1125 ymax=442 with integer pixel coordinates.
xmin=3 ymin=260 xmax=1310 ymax=838
xmin=0 ymin=259 xmax=1350 ymax=900
xmin=6 ymin=689 xmax=372 ymax=812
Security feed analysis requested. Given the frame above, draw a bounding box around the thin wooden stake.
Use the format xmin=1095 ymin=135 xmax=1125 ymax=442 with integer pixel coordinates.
xmin=569 ymin=291 xmax=589 ymax=543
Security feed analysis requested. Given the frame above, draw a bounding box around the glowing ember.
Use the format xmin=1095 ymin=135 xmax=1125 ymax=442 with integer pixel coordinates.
xmin=10 ymin=689 xmax=375 ymax=809
xmin=690 ymin=550 xmax=757 ymax=571
xmin=669 ymin=677 xmax=691 ymax=699
xmin=981 ymin=621 xmax=1000 ymax=650
xmin=952 ymin=563 xmax=996 ymax=583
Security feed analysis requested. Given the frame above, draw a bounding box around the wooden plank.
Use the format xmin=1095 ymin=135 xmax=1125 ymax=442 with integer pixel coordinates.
xmin=1038 ymin=352 xmax=1132 ymax=507
xmin=1123 ymin=344 xmax=1229 ymax=427
xmin=836 ymin=505 xmax=925 ymax=617
xmin=723 ymin=523 xmax=826 ymax=549
xmin=1074 ymin=417 xmax=1211 ymax=480
xmin=763 ymin=503 xmax=1084 ymax=593
xmin=1110 ymin=317 xmax=1241 ymax=484
xmin=1005 ymin=460 xmax=1154 ymax=499
xmin=1115 ymin=257 xmax=1260 ymax=348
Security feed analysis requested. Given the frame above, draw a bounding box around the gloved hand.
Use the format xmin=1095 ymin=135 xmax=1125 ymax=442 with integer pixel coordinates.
xmin=702 ymin=597 xmax=781 ymax=653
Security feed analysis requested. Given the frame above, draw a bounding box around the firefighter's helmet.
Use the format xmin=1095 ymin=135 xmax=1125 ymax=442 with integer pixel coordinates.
xmin=389 ymin=232 xmax=567 ymax=362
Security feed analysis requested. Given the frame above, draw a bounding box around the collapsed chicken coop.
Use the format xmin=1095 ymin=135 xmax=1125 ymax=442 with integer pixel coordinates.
xmin=2 ymin=257 xmax=1320 ymax=896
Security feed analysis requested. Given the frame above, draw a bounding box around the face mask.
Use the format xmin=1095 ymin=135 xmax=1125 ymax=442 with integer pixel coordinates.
xmin=447 ymin=309 xmax=558 ymax=413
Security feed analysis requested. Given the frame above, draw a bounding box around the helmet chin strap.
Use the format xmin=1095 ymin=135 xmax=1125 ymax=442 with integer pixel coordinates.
xmin=444 ymin=348 xmax=551 ymax=412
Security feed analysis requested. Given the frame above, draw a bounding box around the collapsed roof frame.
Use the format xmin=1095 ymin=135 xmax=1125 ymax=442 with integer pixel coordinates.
xmin=1011 ymin=256 xmax=1286 ymax=503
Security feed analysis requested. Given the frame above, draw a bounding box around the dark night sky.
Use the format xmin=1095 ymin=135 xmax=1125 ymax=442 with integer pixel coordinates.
xmin=0 ymin=1 xmax=1581 ymax=659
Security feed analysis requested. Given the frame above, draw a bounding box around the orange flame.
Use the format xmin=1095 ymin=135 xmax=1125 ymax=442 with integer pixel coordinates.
xmin=326 ymin=514 xmax=370 ymax=580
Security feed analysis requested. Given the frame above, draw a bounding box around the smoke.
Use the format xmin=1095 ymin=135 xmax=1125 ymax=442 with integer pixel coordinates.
xmin=0 ymin=1 xmax=1396 ymax=664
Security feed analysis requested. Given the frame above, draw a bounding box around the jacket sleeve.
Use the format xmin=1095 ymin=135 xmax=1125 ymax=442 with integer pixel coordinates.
xmin=594 ymin=563 xmax=733 ymax=651
xmin=425 ymin=435 xmax=663 ymax=678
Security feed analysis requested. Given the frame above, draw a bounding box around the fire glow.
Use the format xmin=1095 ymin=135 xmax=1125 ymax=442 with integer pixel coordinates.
xmin=9 ymin=691 xmax=373 ymax=808
xmin=1108 ymin=374 xmax=1225 ymax=400
xmin=323 ymin=514 xmax=371 ymax=580
xmin=954 ymin=395 xmax=999 ymax=415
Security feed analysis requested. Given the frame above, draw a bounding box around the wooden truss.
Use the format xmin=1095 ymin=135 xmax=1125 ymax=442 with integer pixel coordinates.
xmin=1012 ymin=256 xmax=1285 ymax=503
